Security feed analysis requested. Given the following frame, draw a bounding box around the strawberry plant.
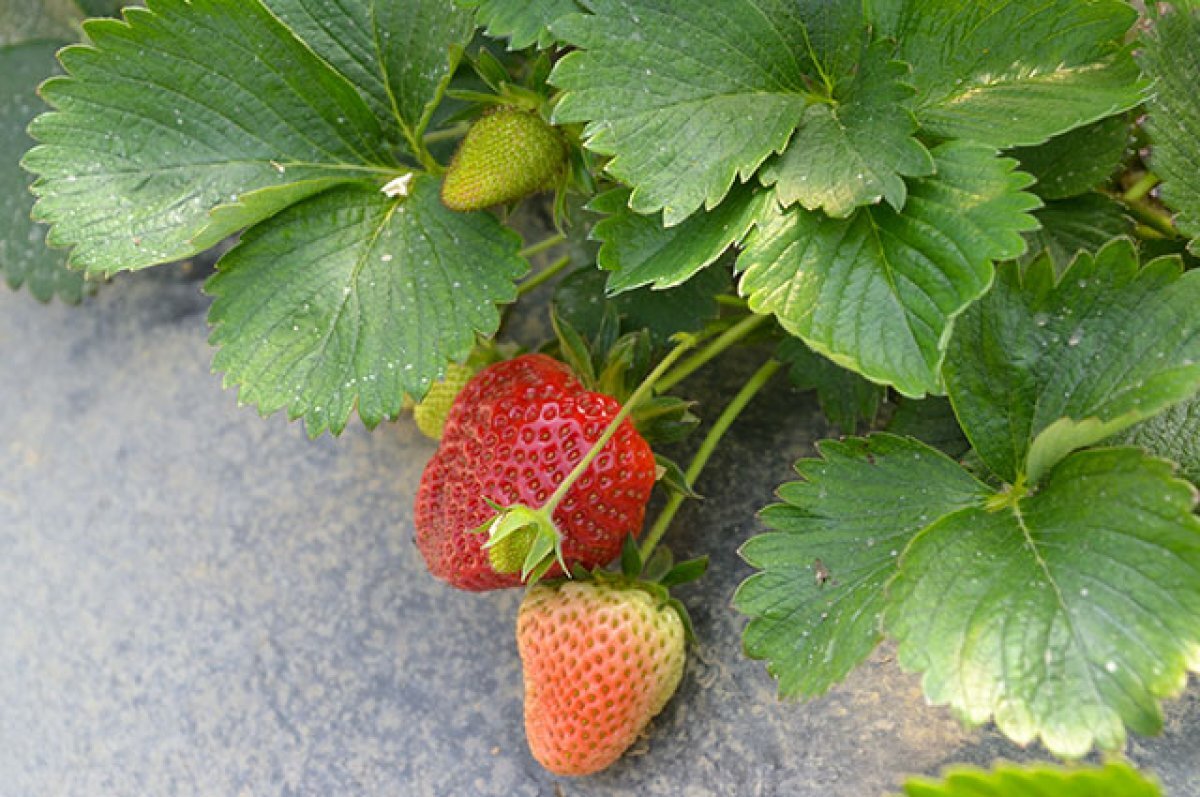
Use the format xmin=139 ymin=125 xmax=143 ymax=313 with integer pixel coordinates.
xmin=5 ymin=0 xmax=1200 ymax=789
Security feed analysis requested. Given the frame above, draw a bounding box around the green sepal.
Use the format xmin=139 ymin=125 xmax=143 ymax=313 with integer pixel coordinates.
xmin=634 ymin=398 xmax=701 ymax=446
xmin=620 ymin=533 xmax=642 ymax=579
xmin=523 ymin=544 xmax=561 ymax=586
xmin=667 ymin=597 xmax=698 ymax=645
xmin=445 ymin=82 xmax=547 ymax=113
xmin=475 ymin=503 xmax=567 ymax=585
xmin=550 ymin=304 xmax=597 ymax=386
xmin=654 ymin=454 xmax=702 ymax=500
xmin=469 ymin=48 xmax=509 ymax=92
xmin=528 ymin=51 xmax=554 ymax=89
xmin=596 ymin=330 xmax=651 ymax=401
xmin=642 ymin=547 xmax=675 ymax=583
xmin=548 ymin=562 xmax=702 ymax=643
xmin=660 ymin=556 xmax=709 ymax=588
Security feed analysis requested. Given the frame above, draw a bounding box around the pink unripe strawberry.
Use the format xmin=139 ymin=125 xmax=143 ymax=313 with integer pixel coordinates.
xmin=517 ymin=579 xmax=687 ymax=776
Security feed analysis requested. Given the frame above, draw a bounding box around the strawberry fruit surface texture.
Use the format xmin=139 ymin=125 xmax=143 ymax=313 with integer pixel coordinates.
xmin=440 ymin=106 xmax=566 ymax=212
xmin=517 ymin=580 xmax=687 ymax=776
xmin=414 ymin=354 xmax=656 ymax=591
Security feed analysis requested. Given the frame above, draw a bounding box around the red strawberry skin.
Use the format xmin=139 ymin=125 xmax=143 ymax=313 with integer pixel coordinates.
xmin=517 ymin=580 xmax=686 ymax=775
xmin=414 ymin=354 xmax=657 ymax=591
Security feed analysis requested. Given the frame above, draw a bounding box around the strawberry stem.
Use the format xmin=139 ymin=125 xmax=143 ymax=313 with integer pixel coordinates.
xmin=423 ymin=122 xmax=472 ymax=145
xmin=1123 ymin=172 xmax=1160 ymax=203
xmin=639 ymin=358 xmax=782 ymax=562
xmin=656 ymin=313 xmax=770 ymax=393
xmin=540 ymin=335 xmax=697 ymax=517
xmin=519 ymin=232 xmax=567 ymax=259
xmin=518 ymin=255 xmax=571 ymax=296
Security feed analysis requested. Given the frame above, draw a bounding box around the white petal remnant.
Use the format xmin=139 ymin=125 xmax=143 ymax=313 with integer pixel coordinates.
xmin=382 ymin=172 xmax=415 ymax=198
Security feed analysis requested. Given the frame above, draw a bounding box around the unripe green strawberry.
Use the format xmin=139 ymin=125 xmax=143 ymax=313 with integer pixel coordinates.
xmin=441 ymin=106 xmax=566 ymax=212
xmin=413 ymin=360 xmax=480 ymax=440
xmin=414 ymin=346 xmax=505 ymax=440
xmin=517 ymin=579 xmax=687 ymax=776
xmin=487 ymin=522 xmax=536 ymax=574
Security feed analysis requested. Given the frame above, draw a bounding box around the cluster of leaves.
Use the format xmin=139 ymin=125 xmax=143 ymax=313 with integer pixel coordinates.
xmin=900 ymin=761 xmax=1162 ymax=797
xmin=731 ymin=2 xmax=1200 ymax=764
xmin=4 ymin=0 xmax=1200 ymax=785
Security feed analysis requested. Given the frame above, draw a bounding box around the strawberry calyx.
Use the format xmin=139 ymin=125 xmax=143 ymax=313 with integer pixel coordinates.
xmin=550 ymin=307 xmax=700 ymax=446
xmin=556 ymin=534 xmax=708 ymax=644
xmin=475 ymin=500 xmax=567 ymax=583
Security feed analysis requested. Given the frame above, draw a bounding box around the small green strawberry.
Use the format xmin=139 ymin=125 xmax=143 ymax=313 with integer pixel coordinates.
xmin=413 ymin=347 xmax=501 ymax=440
xmin=413 ymin=362 xmax=477 ymax=440
xmin=441 ymin=106 xmax=566 ymax=212
xmin=517 ymin=578 xmax=687 ymax=776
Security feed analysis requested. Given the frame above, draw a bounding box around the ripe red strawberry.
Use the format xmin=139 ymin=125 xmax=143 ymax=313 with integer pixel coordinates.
xmin=414 ymin=354 xmax=656 ymax=591
xmin=517 ymin=579 xmax=687 ymax=776
xmin=440 ymin=106 xmax=566 ymax=212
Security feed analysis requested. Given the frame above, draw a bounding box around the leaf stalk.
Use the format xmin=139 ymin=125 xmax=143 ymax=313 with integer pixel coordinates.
xmin=639 ymin=358 xmax=782 ymax=562
xmin=519 ymin=231 xmax=568 ymax=259
xmin=657 ymin=312 xmax=770 ymax=392
xmin=517 ymin=255 xmax=571 ymax=296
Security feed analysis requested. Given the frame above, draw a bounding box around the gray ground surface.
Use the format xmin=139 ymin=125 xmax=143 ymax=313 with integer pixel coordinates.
xmin=1 ymin=266 xmax=1197 ymax=797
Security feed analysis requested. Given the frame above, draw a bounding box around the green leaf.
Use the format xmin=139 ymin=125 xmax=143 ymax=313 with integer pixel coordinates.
xmin=1139 ymin=6 xmax=1200 ymax=253
xmin=460 ymin=0 xmax=579 ymax=49
xmin=738 ymin=141 xmax=1039 ymax=397
xmin=1116 ymin=391 xmax=1200 ymax=486
xmin=761 ymin=39 xmax=933 ymax=218
xmin=788 ymin=0 xmax=869 ymax=79
xmin=901 ymin=761 xmax=1162 ymax=797
xmin=885 ymin=396 xmax=970 ymax=460
xmin=591 ymin=184 xmax=769 ymax=293
xmin=261 ymin=0 xmax=473 ymax=146
xmin=1018 ymin=193 xmax=1133 ymax=273
xmin=550 ymin=0 xmax=812 ymax=225
xmin=735 ymin=435 xmax=989 ymax=700
xmin=944 ymin=239 xmax=1200 ymax=484
xmin=0 ymin=0 xmax=80 ymax=45
xmin=777 ymin=337 xmax=884 ymax=435
xmin=887 ymin=447 xmax=1200 ymax=758
xmin=23 ymin=0 xmax=395 ymax=276
xmin=372 ymin=0 xmax=475 ymax=139
xmin=1009 ymin=114 xmax=1132 ymax=201
xmin=552 ymin=266 xmax=726 ymax=346
xmin=1 ymin=41 xmax=91 ymax=303
xmin=206 ymin=176 xmax=526 ymax=437
xmin=256 ymin=0 xmax=390 ymax=141
xmin=894 ymin=0 xmax=1144 ymax=148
